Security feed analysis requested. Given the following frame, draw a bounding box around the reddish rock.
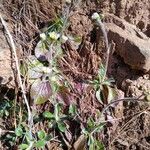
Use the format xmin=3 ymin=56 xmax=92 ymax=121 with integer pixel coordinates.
xmin=104 ymin=14 xmax=150 ymax=72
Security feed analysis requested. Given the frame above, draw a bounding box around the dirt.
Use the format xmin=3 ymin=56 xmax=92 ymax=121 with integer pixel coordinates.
xmin=107 ymin=101 xmax=150 ymax=150
xmin=0 ymin=0 xmax=150 ymax=150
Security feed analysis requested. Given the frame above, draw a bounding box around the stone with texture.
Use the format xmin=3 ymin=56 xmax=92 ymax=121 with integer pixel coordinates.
xmin=104 ymin=13 xmax=150 ymax=72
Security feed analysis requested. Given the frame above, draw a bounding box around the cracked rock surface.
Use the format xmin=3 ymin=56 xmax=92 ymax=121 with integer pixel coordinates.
xmin=104 ymin=14 xmax=150 ymax=72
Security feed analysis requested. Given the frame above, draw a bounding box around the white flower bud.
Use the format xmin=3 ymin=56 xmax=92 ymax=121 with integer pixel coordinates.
xmin=41 ymin=67 xmax=52 ymax=74
xmin=40 ymin=33 xmax=46 ymax=41
xmin=61 ymin=35 xmax=68 ymax=43
xmin=91 ymin=12 xmax=100 ymax=20
xmin=49 ymin=32 xmax=60 ymax=41
xmin=51 ymin=76 xmax=58 ymax=82
xmin=65 ymin=0 xmax=71 ymax=4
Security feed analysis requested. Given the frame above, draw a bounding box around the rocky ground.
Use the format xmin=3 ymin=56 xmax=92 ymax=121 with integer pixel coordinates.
xmin=0 ymin=0 xmax=150 ymax=150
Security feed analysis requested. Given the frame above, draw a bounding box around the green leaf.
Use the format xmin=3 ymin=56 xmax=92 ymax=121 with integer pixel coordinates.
xmin=15 ymin=127 xmax=23 ymax=137
xmin=5 ymin=110 xmax=9 ymax=116
xmin=95 ymin=140 xmax=104 ymax=150
xmin=35 ymin=140 xmax=46 ymax=148
xmin=69 ymin=104 xmax=77 ymax=115
xmin=27 ymin=56 xmax=43 ymax=82
xmin=74 ymin=36 xmax=82 ymax=43
xmin=30 ymin=79 xmax=52 ymax=105
xmin=107 ymin=86 xmax=116 ymax=103
xmin=89 ymin=143 xmax=94 ymax=150
xmin=37 ymin=130 xmax=46 ymax=140
xmin=25 ymin=132 xmax=33 ymax=142
xmin=57 ymin=121 xmax=66 ymax=132
xmin=19 ymin=144 xmax=29 ymax=150
xmin=96 ymin=88 xmax=103 ymax=104
xmin=98 ymin=64 xmax=106 ymax=82
xmin=48 ymin=121 xmax=54 ymax=128
xmin=88 ymin=135 xmax=94 ymax=146
xmin=87 ymin=118 xmax=95 ymax=129
xmin=20 ymin=63 xmax=27 ymax=76
xmin=54 ymin=103 xmax=62 ymax=121
xmin=93 ymin=123 xmax=105 ymax=133
xmin=45 ymin=135 xmax=52 ymax=141
xmin=82 ymin=128 xmax=89 ymax=135
xmin=34 ymin=96 xmax=48 ymax=105
xmin=43 ymin=111 xmax=54 ymax=119
xmin=103 ymin=78 xmax=115 ymax=85
xmin=34 ymin=41 xmax=49 ymax=61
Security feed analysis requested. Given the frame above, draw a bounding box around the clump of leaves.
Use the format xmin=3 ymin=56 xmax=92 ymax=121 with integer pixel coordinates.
xmin=90 ymin=64 xmax=116 ymax=105
xmin=0 ymin=99 xmax=12 ymax=118
xmin=0 ymin=132 xmax=16 ymax=148
xmin=91 ymin=12 xmax=116 ymax=106
xmin=20 ymin=16 xmax=77 ymax=105
xmin=43 ymin=103 xmax=68 ymax=132
xmin=18 ymin=129 xmax=52 ymax=149
xmin=82 ymin=118 xmax=105 ymax=150
xmin=68 ymin=104 xmax=77 ymax=117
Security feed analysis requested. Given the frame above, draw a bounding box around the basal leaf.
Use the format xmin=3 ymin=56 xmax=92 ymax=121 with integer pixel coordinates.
xmin=96 ymin=88 xmax=104 ymax=104
xmin=57 ymin=121 xmax=66 ymax=132
xmin=93 ymin=123 xmax=105 ymax=133
xmin=95 ymin=140 xmax=104 ymax=150
xmin=15 ymin=127 xmax=23 ymax=137
xmin=88 ymin=135 xmax=94 ymax=146
xmin=104 ymin=85 xmax=116 ymax=104
xmin=34 ymin=96 xmax=49 ymax=105
xmin=30 ymin=79 xmax=52 ymax=105
xmin=57 ymin=86 xmax=72 ymax=105
xmin=35 ymin=140 xmax=46 ymax=148
xmin=82 ymin=128 xmax=88 ymax=135
xmin=43 ymin=111 xmax=54 ymax=119
xmin=19 ymin=144 xmax=29 ymax=149
xmin=54 ymin=103 xmax=62 ymax=121
xmin=45 ymin=135 xmax=52 ymax=141
xmin=97 ymin=84 xmax=116 ymax=105
xmin=98 ymin=64 xmax=106 ymax=82
xmin=69 ymin=104 xmax=77 ymax=116
xmin=37 ymin=130 xmax=46 ymax=140
xmin=87 ymin=118 xmax=95 ymax=129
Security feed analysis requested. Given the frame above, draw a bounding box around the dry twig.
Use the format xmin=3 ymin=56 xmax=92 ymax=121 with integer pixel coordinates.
xmin=0 ymin=14 xmax=33 ymax=139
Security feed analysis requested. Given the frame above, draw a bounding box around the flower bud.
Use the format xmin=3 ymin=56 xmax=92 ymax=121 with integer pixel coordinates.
xmin=91 ymin=12 xmax=100 ymax=20
xmin=61 ymin=35 xmax=68 ymax=43
xmin=65 ymin=0 xmax=71 ymax=4
xmin=49 ymin=32 xmax=60 ymax=41
xmin=40 ymin=33 xmax=46 ymax=41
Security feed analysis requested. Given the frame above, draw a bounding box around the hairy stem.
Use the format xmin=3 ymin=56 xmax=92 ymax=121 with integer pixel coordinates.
xmin=96 ymin=18 xmax=110 ymax=82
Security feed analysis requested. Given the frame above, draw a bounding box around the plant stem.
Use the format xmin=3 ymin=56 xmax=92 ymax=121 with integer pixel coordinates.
xmin=0 ymin=14 xmax=33 ymax=139
xmin=101 ymin=97 xmax=146 ymax=115
xmin=96 ymin=18 xmax=110 ymax=82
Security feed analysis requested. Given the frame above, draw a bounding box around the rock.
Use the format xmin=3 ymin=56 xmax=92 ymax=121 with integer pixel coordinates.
xmin=0 ymin=13 xmax=15 ymax=87
xmin=104 ymin=13 xmax=150 ymax=72
xmin=122 ymin=74 xmax=150 ymax=98
xmin=100 ymin=0 xmax=150 ymax=36
xmin=69 ymin=9 xmax=93 ymax=36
